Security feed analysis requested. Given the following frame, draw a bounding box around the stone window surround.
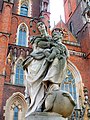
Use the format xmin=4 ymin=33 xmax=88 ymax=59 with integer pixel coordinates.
xmin=18 ymin=0 xmax=32 ymax=17
xmin=66 ymin=60 xmax=84 ymax=109
xmin=11 ymin=56 xmax=26 ymax=86
xmin=3 ymin=92 xmax=27 ymax=120
xmin=16 ymin=22 xmax=29 ymax=47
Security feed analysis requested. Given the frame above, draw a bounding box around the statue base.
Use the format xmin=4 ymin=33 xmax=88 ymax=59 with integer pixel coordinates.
xmin=25 ymin=112 xmax=67 ymax=120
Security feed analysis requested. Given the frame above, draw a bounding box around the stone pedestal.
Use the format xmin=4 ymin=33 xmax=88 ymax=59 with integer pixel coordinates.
xmin=25 ymin=112 xmax=67 ymax=120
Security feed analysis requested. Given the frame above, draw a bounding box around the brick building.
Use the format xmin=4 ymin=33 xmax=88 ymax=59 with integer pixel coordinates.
xmin=0 ymin=0 xmax=90 ymax=120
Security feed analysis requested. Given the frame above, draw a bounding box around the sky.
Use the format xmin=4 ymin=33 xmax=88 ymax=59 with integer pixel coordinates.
xmin=50 ymin=0 xmax=65 ymax=29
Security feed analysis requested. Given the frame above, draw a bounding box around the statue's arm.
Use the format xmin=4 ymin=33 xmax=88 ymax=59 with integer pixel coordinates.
xmin=24 ymin=71 xmax=31 ymax=106
xmin=38 ymin=41 xmax=50 ymax=48
xmin=65 ymin=46 xmax=70 ymax=58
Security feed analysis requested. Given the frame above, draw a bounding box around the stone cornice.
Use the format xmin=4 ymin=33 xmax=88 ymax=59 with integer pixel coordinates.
xmin=63 ymin=40 xmax=80 ymax=47
xmin=69 ymin=50 xmax=86 ymax=57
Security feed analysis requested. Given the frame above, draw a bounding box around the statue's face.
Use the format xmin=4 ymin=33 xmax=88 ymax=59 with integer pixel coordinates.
xmin=37 ymin=22 xmax=46 ymax=32
xmin=52 ymin=31 xmax=63 ymax=41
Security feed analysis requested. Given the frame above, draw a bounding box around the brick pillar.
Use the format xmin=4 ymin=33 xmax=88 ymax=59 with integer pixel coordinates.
xmin=0 ymin=1 xmax=13 ymax=119
xmin=1 ymin=2 xmax=13 ymax=33
xmin=0 ymin=34 xmax=9 ymax=119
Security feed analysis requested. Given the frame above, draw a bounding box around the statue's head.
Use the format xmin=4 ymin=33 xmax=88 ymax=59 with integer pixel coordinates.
xmin=52 ymin=28 xmax=64 ymax=42
xmin=37 ymin=21 xmax=48 ymax=37
xmin=37 ymin=21 xmax=47 ymax=32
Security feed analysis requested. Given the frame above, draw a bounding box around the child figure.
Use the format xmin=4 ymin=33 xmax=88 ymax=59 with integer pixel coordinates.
xmin=45 ymin=28 xmax=69 ymax=62
xmin=33 ymin=22 xmax=69 ymax=62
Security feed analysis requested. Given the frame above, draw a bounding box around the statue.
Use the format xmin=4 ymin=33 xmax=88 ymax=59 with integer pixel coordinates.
xmin=22 ymin=21 xmax=75 ymax=118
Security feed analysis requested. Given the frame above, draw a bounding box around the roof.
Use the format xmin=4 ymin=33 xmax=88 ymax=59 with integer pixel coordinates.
xmin=52 ymin=20 xmax=77 ymax=42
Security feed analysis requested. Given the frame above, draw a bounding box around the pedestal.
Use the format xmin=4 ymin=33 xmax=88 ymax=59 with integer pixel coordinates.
xmin=25 ymin=112 xmax=67 ymax=120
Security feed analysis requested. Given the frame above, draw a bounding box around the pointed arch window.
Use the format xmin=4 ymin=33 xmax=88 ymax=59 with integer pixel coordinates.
xmin=4 ymin=92 xmax=27 ymax=120
xmin=61 ymin=69 xmax=77 ymax=100
xmin=20 ymin=4 xmax=28 ymax=16
xmin=18 ymin=24 xmax=27 ymax=46
xmin=14 ymin=106 xmax=19 ymax=120
xmin=15 ymin=59 xmax=24 ymax=85
xmin=69 ymin=21 xmax=75 ymax=35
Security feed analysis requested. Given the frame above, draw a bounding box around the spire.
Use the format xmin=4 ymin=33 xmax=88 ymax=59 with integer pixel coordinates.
xmin=60 ymin=15 xmax=63 ymax=28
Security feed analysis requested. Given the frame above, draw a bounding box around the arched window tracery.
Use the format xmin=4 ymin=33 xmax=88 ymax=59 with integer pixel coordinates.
xmin=61 ymin=69 xmax=77 ymax=100
xmin=15 ymin=59 xmax=24 ymax=85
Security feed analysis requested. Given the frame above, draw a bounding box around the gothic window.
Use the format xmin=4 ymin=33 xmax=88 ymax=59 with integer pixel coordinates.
xmin=69 ymin=21 xmax=75 ymax=35
xmin=14 ymin=106 xmax=19 ymax=120
xmin=41 ymin=0 xmax=49 ymax=12
xmin=15 ymin=59 xmax=24 ymax=85
xmin=18 ymin=24 xmax=27 ymax=46
xmin=4 ymin=92 xmax=27 ymax=120
xmin=20 ymin=3 xmax=28 ymax=16
xmin=43 ymin=1 xmax=48 ymax=11
xmin=61 ymin=69 xmax=77 ymax=100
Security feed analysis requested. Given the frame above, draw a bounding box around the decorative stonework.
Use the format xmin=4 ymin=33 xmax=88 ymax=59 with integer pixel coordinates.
xmin=4 ymin=92 xmax=27 ymax=120
xmin=11 ymin=57 xmax=25 ymax=85
xmin=69 ymin=50 xmax=86 ymax=57
xmin=67 ymin=60 xmax=84 ymax=108
xmin=63 ymin=40 xmax=80 ymax=46
xmin=18 ymin=0 xmax=32 ymax=17
xmin=82 ymin=0 xmax=90 ymax=22
xmin=16 ymin=23 xmax=29 ymax=47
xmin=40 ymin=0 xmax=50 ymax=12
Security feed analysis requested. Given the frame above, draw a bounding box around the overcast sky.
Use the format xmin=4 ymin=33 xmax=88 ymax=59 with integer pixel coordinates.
xmin=50 ymin=0 xmax=65 ymax=29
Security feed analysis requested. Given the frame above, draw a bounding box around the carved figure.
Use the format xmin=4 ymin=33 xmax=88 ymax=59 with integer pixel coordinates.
xmin=22 ymin=21 xmax=71 ymax=118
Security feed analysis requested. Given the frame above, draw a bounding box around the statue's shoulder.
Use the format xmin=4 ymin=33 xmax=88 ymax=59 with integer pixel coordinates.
xmin=59 ymin=43 xmax=67 ymax=49
xmin=30 ymin=36 xmax=42 ymax=44
xmin=22 ymin=56 xmax=33 ymax=70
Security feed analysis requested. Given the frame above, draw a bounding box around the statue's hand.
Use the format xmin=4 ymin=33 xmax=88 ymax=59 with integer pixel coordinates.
xmin=45 ymin=58 xmax=53 ymax=62
xmin=25 ymin=97 xmax=31 ymax=106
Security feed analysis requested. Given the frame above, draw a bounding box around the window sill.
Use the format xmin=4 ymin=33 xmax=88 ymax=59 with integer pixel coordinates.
xmin=4 ymin=82 xmax=25 ymax=88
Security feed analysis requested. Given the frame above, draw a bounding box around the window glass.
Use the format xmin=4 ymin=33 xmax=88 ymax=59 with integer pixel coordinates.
xmin=61 ymin=69 xmax=77 ymax=100
xmin=20 ymin=4 xmax=28 ymax=16
xmin=14 ymin=107 xmax=18 ymax=120
xmin=18 ymin=26 xmax=26 ymax=46
xmin=15 ymin=60 xmax=24 ymax=85
xmin=69 ymin=21 xmax=75 ymax=35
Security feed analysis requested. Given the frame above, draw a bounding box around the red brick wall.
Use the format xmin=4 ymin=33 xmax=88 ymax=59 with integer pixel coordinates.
xmin=66 ymin=4 xmax=84 ymax=38
xmin=64 ymin=0 xmax=77 ymax=23
xmin=0 ymin=76 xmax=5 ymax=119
xmin=0 ymin=35 xmax=9 ymax=116
xmin=1 ymin=3 xmax=13 ymax=33
xmin=78 ymin=23 xmax=90 ymax=54
xmin=31 ymin=0 xmax=41 ymax=17
xmin=70 ymin=56 xmax=90 ymax=97
xmin=0 ymin=2 xmax=13 ymax=117
xmin=12 ymin=0 xmax=19 ymax=14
